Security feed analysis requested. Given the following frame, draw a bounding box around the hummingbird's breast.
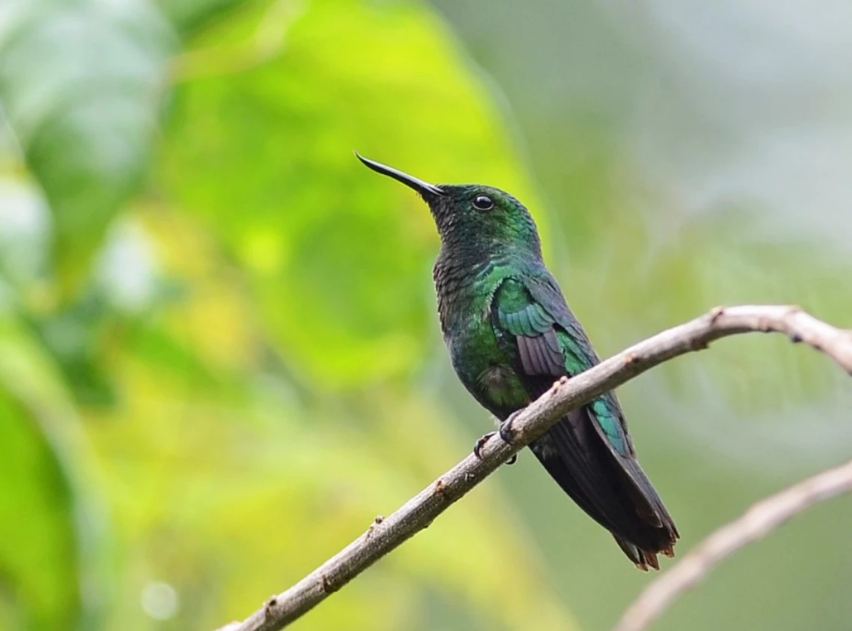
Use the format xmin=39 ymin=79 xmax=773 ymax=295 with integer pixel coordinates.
xmin=433 ymin=252 xmax=531 ymax=419
xmin=432 ymin=250 xmax=493 ymax=337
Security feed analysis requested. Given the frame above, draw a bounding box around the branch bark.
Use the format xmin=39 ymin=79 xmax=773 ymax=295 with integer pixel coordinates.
xmin=613 ymin=458 xmax=852 ymax=631
xmin=214 ymin=305 xmax=852 ymax=631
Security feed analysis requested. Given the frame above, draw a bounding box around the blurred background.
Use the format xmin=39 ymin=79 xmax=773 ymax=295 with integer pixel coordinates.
xmin=1 ymin=0 xmax=852 ymax=630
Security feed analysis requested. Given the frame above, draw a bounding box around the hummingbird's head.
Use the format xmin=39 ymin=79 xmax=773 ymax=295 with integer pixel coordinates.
xmin=356 ymin=153 xmax=542 ymax=258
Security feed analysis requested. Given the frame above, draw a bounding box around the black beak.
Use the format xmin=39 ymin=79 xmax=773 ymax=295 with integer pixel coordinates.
xmin=355 ymin=152 xmax=445 ymax=198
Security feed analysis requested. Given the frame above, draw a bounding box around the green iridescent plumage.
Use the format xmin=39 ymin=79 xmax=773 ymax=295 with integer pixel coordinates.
xmin=358 ymin=154 xmax=678 ymax=570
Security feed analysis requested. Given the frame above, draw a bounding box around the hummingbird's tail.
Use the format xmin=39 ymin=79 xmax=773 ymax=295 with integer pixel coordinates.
xmin=612 ymin=534 xmax=673 ymax=571
xmin=529 ymin=406 xmax=679 ymax=571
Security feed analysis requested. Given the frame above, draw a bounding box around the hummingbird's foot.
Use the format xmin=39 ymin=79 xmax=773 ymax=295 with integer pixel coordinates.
xmin=473 ymin=432 xmax=496 ymax=460
xmin=473 ymin=432 xmax=517 ymax=465
xmin=498 ymin=410 xmax=522 ymax=445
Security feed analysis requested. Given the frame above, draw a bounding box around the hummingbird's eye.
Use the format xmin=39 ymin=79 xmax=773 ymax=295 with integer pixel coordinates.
xmin=473 ymin=195 xmax=494 ymax=211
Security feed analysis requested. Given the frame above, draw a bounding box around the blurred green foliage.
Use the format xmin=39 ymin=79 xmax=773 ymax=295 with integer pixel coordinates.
xmin=2 ymin=0 xmax=852 ymax=630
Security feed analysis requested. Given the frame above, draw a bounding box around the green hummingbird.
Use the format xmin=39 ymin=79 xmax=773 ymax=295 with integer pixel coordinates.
xmin=357 ymin=153 xmax=678 ymax=570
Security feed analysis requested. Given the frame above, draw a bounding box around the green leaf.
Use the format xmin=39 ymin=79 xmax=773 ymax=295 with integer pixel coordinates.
xmin=157 ymin=0 xmax=250 ymax=35
xmin=0 ymin=314 xmax=111 ymax=631
xmin=158 ymin=0 xmax=540 ymax=387
xmin=0 ymin=0 xmax=174 ymax=297
xmin=0 ymin=394 xmax=81 ymax=630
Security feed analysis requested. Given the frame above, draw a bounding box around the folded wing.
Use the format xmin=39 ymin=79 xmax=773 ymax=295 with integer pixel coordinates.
xmin=492 ymin=275 xmax=678 ymax=568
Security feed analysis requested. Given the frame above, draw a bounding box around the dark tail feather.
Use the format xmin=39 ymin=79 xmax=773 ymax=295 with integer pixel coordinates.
xmin=612 ymin=536 xmax=662 ymax=571
xmin=529 ymin=407 xmax=678 ymax=569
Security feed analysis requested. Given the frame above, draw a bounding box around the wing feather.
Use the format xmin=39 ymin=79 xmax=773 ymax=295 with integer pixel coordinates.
xmin=491 ymin=274 xmax=678 ymax=564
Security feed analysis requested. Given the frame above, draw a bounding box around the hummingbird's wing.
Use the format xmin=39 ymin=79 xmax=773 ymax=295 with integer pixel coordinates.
xmin=493 ymin=274 xmax=632 ymax=454
xmin=492 ymin=274 xmax=678 ymax=569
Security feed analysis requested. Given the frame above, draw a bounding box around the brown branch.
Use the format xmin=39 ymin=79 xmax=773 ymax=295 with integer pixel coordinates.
xmin=613 ymin=458 xmax=852 ymax=631
xmin=214 ymin=305 xmax=852 ymax=631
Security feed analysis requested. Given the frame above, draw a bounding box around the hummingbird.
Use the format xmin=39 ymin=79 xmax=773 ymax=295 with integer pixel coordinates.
xmin=357 ymin=153 xmax=678 ymax=570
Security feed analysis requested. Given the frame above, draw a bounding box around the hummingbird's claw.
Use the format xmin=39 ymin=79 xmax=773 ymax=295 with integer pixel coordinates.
xmin=473 ymin=431 xmax=496 ymax=460
xmin=499 ymin=410 xmax=521 ymax=444
xmin=473 ymin=431 xmax=517 ymax=465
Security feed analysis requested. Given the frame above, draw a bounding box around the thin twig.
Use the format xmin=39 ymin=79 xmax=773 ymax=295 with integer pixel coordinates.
xmin=214 ymin=305 xmax=852 ymax=631
xmin=613 ymin=458 xmax=852 ymax=631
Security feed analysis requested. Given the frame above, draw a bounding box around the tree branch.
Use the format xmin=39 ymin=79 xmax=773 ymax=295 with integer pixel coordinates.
xmin=613 ymin=458 xmax=852 ymax=631
xmin=214 ymin=305 xmax=852 ymax=631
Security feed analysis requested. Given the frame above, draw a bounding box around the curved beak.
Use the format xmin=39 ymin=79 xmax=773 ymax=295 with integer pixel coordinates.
xmin=355 ymin=152 xmax=445 ymax=198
